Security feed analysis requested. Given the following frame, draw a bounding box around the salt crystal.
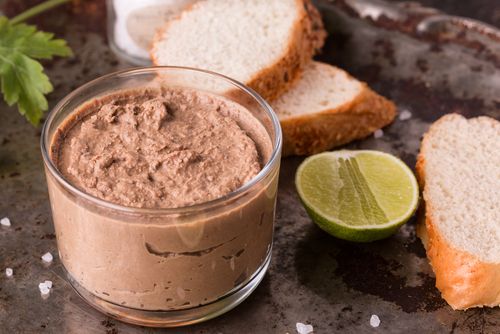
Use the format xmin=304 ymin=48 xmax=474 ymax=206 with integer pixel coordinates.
xmin=5 ymin=268 xmax=13 ymax=277
xmin=39 ymin=282 xmax=50 ymax=295
xmin=1 ymin=217 xmax=11 ymax=227
xmin=296 ymin=322 xmax=314 ymax=334
xmin=399 ymin=110 xmax=412 ymax=121
xmin=41 ymin=252 xmax=53 ymax=263
xmin=44 ymin=280 xmax=53 ymax=289
xmin=374 ymin=129 xmax=384 ymax=139
xmin=370 ymin=314 xmax=381 ymax=328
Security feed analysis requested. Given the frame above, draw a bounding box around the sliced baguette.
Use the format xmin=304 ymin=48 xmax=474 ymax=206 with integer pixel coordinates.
xmin=416 ymin=114 xmax=500 ymax=310
xmin=272 ymin=61 xmax=396 ymax=156
xmin=151 ymin=0 xmax=326 ymax=101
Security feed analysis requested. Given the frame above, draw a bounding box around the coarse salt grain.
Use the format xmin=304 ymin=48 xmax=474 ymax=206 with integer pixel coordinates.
xmin=374 ymin=129 xmax=384 ymax=139
xmin=41 ymin=252 xmax=53 ymax=263
xmin=370 ymin=314 xmax=381 ymax=328
xmin=39 ymin=282 xmax=50 ymax=295
xmin=296 ymin=322 xmax=314 ymax=334
xmin=5 ymin=268 xmax=13 ymax=277
xmin=1 ymin=217 xmax=11 ymax=227
xmin=399 ymin=110 xmax=412 ymax=121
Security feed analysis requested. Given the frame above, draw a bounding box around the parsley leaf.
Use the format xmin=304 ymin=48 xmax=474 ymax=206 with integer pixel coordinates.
xmin=0 ymin=16 xmax=72 ymax=125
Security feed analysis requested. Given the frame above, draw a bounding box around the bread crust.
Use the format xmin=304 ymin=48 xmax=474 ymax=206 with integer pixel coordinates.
xmin=279 ymin=83 xmax=396 ymax=156
xmin=151 ymin=0 xmax=326 ymax=101
xmin=245 ymin=0 xmax=326 ymax=100
xmin=416 ymin=114 xmax=500 ymax=310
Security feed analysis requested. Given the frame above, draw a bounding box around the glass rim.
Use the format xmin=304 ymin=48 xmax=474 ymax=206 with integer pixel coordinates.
xmin=40 ymin=66 xmax=282 ymax=215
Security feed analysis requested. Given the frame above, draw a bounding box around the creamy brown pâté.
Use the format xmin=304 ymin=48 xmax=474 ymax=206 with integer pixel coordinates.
xmin=51 ymin=87 xmax=270 ymax=208
xmin=46 ymin=86 xmax=276 ymax=311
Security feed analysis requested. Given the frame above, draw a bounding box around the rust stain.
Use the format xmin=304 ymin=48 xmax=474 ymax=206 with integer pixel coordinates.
xmin=331 ymin=0 xmax=500 ymax=68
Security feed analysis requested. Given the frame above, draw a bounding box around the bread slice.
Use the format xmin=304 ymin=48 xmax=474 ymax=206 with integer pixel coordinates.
xmin=416 ymin=114 xmax=500 ymax=310
xmin=151 ymin=0 xmax=326 ymax=101
xmin=272 ymin=61 xmax=396 ymax=156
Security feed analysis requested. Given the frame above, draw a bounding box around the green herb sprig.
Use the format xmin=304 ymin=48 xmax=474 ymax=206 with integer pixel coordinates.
xmin=0 ymin=0 xmax=73 ymax=125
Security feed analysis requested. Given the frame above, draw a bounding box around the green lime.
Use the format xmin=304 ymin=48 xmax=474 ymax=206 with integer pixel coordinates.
xmin=295 ymin=150 xmax=419 ymax=242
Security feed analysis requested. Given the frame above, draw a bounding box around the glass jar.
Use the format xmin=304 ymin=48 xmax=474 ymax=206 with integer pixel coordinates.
xmin=41 ymin=67 xmax=282 ymax=327
xmin=106 ymin=0 xmax=198 ymax=65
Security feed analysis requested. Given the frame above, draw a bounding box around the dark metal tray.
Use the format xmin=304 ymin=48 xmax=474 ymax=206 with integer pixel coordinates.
xmin=0 ymin=0 xmax=499 ymax=332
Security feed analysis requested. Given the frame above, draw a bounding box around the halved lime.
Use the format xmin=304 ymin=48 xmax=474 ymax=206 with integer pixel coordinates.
xmin=295 ymin=150 xmax=419 ymax=242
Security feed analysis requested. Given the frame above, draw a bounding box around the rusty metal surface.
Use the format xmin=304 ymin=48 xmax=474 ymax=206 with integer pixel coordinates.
xmin=0 ymin=0 xmax=499 ymax=333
